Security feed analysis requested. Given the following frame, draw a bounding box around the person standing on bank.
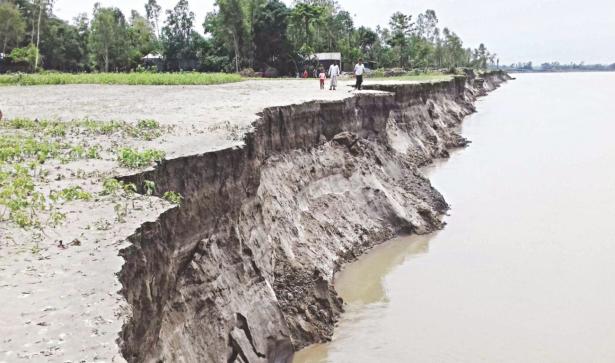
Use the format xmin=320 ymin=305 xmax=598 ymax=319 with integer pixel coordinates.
xmin=319 ymin=67 xmax=326 ymax=90
xmin=328 ymin=61 xmax=340 ymax=91
xmin=354 ymin=58 xmax=365 ymax=91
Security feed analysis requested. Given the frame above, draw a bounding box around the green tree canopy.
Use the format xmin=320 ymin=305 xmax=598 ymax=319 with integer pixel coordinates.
xmin=89 ymin=6 xmax=129 ymax=72
xmin=0 ymin=2 xmax=26 ymax=54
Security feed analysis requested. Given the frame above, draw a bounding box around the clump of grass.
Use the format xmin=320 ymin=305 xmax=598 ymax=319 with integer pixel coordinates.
xmin=101 ymin=178 xmax=137 ymax=197
xmin=49 ymin=186 xmax=92 ymax=203
xmin=0 ymin=72 xmax=242 ymax=86
xmin=128 ymin=119 xmax=164 ymax=140
xmin=366 ymin=69 xmax=451 ymax=82
xmin=49 ymin=210 xmax=66 ymax=226
xmin=137 ymin=119 xmax=159 ymax=129
xmin=86 ymin=145 xmax=101 ymax=159
xmin=117 ymin=147 xmax=165 ymax=168
xmin=163 ymin=191 xmax=183 ymax=205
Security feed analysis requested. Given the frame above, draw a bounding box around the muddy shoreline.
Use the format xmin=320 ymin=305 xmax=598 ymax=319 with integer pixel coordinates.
xmin=115 ymin=71 xmax=510 ymax=362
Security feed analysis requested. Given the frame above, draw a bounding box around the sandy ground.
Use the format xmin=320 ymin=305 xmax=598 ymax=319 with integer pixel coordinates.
xmin=0 ymin=78 xmax=428 ymax=362
xmin=0 ymin=79 xmax=371 ymax=158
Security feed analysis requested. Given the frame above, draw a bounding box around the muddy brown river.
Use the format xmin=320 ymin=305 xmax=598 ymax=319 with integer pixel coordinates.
xmin=294 ymin=72 xmax=615 ymax=362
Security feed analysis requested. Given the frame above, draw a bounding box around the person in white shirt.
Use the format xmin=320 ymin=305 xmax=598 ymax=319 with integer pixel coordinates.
xmin=328 ymin=61 xmax=340 ymax=90
xmin=354 ymin=58 xmax=365 ymax=91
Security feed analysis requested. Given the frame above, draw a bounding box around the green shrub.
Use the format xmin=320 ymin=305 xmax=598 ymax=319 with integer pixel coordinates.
xmin=50 ymin=186 xmax=92 ymax=202
xmin=117 ymin=147 xmax=165 ymax=168
xmin=101 ymin=178 xmax=136 ymax=196
xmin=163 ymin=191 xmax=183 ymax=205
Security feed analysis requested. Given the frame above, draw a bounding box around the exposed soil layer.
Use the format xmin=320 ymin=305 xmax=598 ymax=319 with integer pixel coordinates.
xmin=116 ymin=71 xmax=510 ymax=362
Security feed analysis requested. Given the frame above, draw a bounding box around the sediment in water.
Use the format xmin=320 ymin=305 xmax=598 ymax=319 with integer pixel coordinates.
xmin=117 ymin=71 xmax=511 ymax=362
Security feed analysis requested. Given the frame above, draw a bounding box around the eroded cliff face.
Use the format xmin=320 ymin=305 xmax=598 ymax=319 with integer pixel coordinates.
xmin=117 ymin=71 xmax=510 ymax=363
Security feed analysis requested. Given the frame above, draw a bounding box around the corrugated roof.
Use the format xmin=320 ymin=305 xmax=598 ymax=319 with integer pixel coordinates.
xmin=314 ymin=53 xmax=342 ymax=61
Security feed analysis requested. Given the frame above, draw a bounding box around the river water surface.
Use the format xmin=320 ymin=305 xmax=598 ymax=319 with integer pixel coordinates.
xmin=294 ymin=72 xmax=615 ymax=362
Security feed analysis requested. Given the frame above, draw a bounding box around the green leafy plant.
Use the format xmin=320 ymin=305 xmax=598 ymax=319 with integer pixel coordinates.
xmin=143 ymin=180 xmax=156 ymax=196
xmin=117 ymin=148 xmax=165 ymax=168
xmin=137 ymin=119 xmax=160 ymax=130
xmin=86 ymin=146 xmax=101 ymax=159
xmin=101 ymin=178 xmax=122 ymax=195
xmin=163 ymin=191 xmax=183 ymax=205
xmin=50 ymin=186 xmax=92 ymax=203
xmin=49 ymin=210 xmax=67 ymax=226
xmin=101 ymin=178 xmax=136 ymax=197
xmin=0 ymin=163 xmax=46 ymax=228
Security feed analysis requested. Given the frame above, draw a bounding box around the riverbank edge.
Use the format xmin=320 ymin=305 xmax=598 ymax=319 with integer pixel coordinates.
xmin=116 ymin=70 xmax=511 ymax=362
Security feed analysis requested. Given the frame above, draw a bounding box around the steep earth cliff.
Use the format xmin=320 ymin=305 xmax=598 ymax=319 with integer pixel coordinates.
xmin=117 ymin=71 xmax=510 ymax=362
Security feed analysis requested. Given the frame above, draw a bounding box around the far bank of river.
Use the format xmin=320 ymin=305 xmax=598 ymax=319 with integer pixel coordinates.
xmin=295 ymin=72 xmax=615 ymax=362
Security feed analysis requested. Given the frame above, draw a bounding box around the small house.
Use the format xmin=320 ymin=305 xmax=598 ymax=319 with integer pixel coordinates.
xmin=313 ymin=52 xmax=342 ymax=71
xmin=142 ymin=52 xmax=164 ymax=71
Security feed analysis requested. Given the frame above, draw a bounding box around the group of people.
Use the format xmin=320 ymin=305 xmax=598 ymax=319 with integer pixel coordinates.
xmin=302 ymin=59 xmax=366 ymax=92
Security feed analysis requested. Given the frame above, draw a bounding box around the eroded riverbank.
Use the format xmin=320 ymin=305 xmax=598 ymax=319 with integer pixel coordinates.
xmin=115 ymin=72 xmax=509 ymax=362
xmin=295 ymin=72 xmax=615 ymax=363
xmin=0 ymin=72 xmax=509 ymax=362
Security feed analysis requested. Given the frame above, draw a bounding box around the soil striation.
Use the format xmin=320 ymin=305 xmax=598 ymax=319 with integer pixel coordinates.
xmin=117 ymin=71 xmax=511 ymax=363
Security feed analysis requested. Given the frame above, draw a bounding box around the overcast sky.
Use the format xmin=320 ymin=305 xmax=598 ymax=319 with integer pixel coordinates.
xmin=52 ymin=0 xmax=615 ymax=65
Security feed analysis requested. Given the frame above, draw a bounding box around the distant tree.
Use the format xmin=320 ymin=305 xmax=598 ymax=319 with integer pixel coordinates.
xmin=8 ymin=43 xmax=39 ymax=71
xmin=39 ymin=17 xmax=85 ymax=71
xmin=144 ymin=0 xmax=162 ymax=38
xmin=89 ymin=6 xmax=129 ymax=72
xmin=388 ymin=12 xmax=413 ymax=68
xmin=253 ymin=0 xmax=291 ymax=73
xmin=161 ymin=0 xmax=196 ymax=70
xmin=73 ymin=13 xmax=90 ymax=70
xmin=128 ymin=10 xmax=156 ymax=67
xmin=213 ymin=0 xmax=245 ymax=72
xmin=335 ymin=10 xmax=353 ymax=48
xmin=0 ymin=2 xmax=26 ymax=54
xmin=474 ymin=43 xmax=488 ymax=69
xmin=356 ymin=26 xmax=377 ymax=54
xmin=32 ymin=0 xmax=55 ymax=70
xmin=441 ymin=27 xmax=466 ymax=68
xmin=290 ymin=3 xmax=324 ymax=46
xmin=415 ymin=10 xmax=438 ymax=42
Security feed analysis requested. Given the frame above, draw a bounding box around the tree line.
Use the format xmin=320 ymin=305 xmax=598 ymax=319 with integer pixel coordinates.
xmin=503 ymin=61 xmax=615 ymax=73
xmin=0 ymin=0 xmax=498 ymax=75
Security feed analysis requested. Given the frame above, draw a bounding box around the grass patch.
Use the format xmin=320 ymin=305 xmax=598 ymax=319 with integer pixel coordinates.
xmin=0 ymin=163 xmax=44 ymax=228
xmin=368 ymin=72 xmax=452 ymax=82
xmin=101 ymin=178 xmax=137 ymax=197
xmin=49 ymin=186 xmax=92 ymax=203
xmin=1 ymin=118 xmax=168 ymax=140
xmin=117 ymin=147 xmax=165 ymax=168
xmin=0 ymin=116 xmax=171 ymax=230
xmin=0 ymin=135 xmax=102 ymax=164
xmin=0 ymin=136 xmax=61 ymax=163
xmin=0 ymin=72 xmax=243 ymax=86
xmin=0 ymin=163 xmax=90 ymax=228
xmin=163 ymin=191 xmax=183 ymax=205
